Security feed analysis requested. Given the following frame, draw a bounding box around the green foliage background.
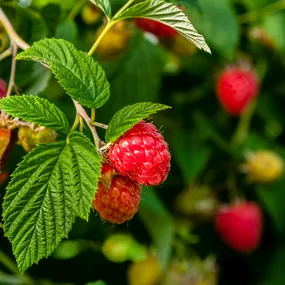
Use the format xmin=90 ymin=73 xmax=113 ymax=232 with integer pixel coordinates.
xmin=1 ymin=0 xmax=285 ymax=284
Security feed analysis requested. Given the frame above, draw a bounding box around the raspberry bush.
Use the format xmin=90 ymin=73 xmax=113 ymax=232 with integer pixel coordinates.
xmin=0 ymin=1 xmax=285 ymax=285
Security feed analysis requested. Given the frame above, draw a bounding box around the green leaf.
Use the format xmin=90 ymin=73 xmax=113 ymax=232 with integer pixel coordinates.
xmin=90 ymin=0 xmax=111 ymax=18
xmin=3 ymin=132 xmax=102 ymax=272
xmin=105 ymin=102 xmax=171 ymax=142
xmin=55 ymin=20 xmax=78 ymax=42
xmin=0 ymin=95 xmax=70 ymax=134
xmin=139 ymin=188 xmax=174 ymax=269
xmin=16 ymin=38 xmax=110 ymax=109
xmin=186 ymin=0 xmax=239 ymax=59
xmin=113 ymin=0 xmax=210 ymax=53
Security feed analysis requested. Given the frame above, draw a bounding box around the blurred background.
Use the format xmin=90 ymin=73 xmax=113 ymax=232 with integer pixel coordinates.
xmin=1 ymin=0 xmax=285 ymax=284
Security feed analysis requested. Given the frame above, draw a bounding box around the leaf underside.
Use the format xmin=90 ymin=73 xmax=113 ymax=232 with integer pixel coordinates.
xmin=114 ymin=0 xmax=211 ymax=53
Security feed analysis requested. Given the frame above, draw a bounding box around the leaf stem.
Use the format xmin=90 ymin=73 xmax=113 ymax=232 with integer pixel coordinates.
xmin=0 ymin=251 xmax=35 ymax=285
xmin=231 ymin=101 xmax=256 ymax=148
xmin=73 ymin=99 xmax=101 ymax=148
xmin=70 ymin=113 xmax=81 ymax=132
xmin=6 ymin=43 xmax=18 ymax=97
xmin=113 ymin=0 xmax=135 ymax=19
xmin=92 ymin=121 xmax=108 ymax=129
xmin=0 ymin=7 xmax=29 ymax=50
xmin=67 ymin=0 xmax=87 ymax=21
xmin=87 ymin=20 xmax=116 ymax=56
xmin=91 ymin=108 xmax=95 ymax=122
xmin=0 ymin=46 xmax=12 ymax=61
xmin=239 ymin=0 xmax=285 ymax=24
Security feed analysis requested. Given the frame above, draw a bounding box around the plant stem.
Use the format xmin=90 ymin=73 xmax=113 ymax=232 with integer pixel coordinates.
xmin=0 ymin=8 xmax=29 ymax=50
xmin=67 ymin=0 xmax=87 ymax=21
xmin=0 ymin=46 xmax=12 ymax=61
xmin=0 ymin=251 xmax=35 ymax=285
xmin=91 ymin=108 xmax=95 ymax=122
xmin=92 ymin=121 xmax=108 ymax=129
xmin=70 ymin=113 xmax=81 ymax=132
xmin=113 ymin=0 xmax=135 ymax=18
xmin=6 ymin=43 xmax=18 ymax=97
xmin=73 ymin=99 xmax=101 ymax=148
xmin=231 ymin=101 xmax=256 ymax=147
xmin=88 ymin=20 xmax=115 ymax=56
xmin=239 ymin=0 xmax=285 ymax=24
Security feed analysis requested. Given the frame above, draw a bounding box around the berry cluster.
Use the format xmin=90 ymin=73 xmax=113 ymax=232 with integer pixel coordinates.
xmin=93 ymin=121 xmax=171 ymax=224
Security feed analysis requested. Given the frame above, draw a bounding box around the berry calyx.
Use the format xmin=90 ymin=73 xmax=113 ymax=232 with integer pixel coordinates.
xmin=93 ymin=163 xmax=141 ymax=224
xmin=134 ymin=18 xmax=178 ymax=39
xmin=216 ymin=66 xmax=259 ymax=115
xmin=242 ymin=150 xmax=283 ymax=184
xmin=108 ymin=121 xmax=171 ymax=186
xmin=0 ymin=79 xmax=7 ymax=98
xmin=214 ymin=202 xmax=263 ymax=252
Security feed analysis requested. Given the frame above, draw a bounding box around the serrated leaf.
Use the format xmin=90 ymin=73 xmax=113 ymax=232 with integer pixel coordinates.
xmin=3 ymin=132 xmax=102 ymax=272
xmin=0 ymin=95 xmax=70 ymax=134
xmin=113 ymin=0 xmax=210 ymax=53
xmin=105 ymin=102 xmax=170 ymax=142
xmin=90 ymin=0 xmax=111 ymax=18
xmin=16 ymin=38 xmax=110 ymax=109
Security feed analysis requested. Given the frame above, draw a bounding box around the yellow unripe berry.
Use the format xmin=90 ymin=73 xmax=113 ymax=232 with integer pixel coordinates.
xmin=81 ymin=3 xmax=102 ymax=25
xmin=18 ymin=126 xmax=57 ymax=152
xmin=128 ymin=257 xmax=162 ymax=285
xmin=168 ymin=35 xmax=197 ymax=56
xmin=242 ymin=150 xmax=283 ymax=183
xmin=95 ymin=21 xmax=132 ymax=60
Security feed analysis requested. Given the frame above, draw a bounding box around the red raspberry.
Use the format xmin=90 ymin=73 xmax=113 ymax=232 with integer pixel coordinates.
xmin=93 ymin=163 xmax=141 ymax=224
xmin=216 ymin=67 xmax=259 ymax=115
xmin=109 ymin=121 xmax=171 ymax=186
xmin=214 ymin=202 xmax=263 ymax=252
xmin=0 ymin=79 xmax=7 ymax=98
xmin=134 ymin=18 xmax=178 ymax=39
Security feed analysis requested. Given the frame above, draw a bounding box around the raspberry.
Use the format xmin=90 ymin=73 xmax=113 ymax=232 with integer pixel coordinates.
xmin=0 ymin=79 xmax=7 ymax=98
xmin=214 ymin=202 xmax=263 ymax=252
xmin=216 ymin=66 xmax=259 ymax=115
xmin=134 ymin=18 xmax=178 ymax=39
xmin=93 ymin=163 xmax=141 ymax=224
xmin=0 ymin=128 xmax=11 ymax=160
xmin=109 ymin=121 xmax=171 ymax=186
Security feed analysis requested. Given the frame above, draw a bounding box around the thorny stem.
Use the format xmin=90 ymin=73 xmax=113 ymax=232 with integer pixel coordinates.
xmin=6 ymin=43 xmax=18 ymax=97
xmin=239 ymin=0 xmax=285 ymax=23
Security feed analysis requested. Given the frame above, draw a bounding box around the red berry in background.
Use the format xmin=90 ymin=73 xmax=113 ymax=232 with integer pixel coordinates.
xmin=216 ymin=67 xmax=259 ymax=115
xmin=134 ymin=18 xmax=178 ymax=39
xmin=214 ymin=202 xmax=263 ymax=252
xmin=93 ymin=163 xmax=141 ymax=224
xmin=0 ymin=79 xmax=7 ymax=98
xmin=109 ymin=121 xmax=171 ymax=186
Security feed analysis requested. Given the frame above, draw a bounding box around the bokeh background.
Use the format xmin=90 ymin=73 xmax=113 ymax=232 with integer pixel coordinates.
xmin=1 ymin=0 xmax=285 ymax=284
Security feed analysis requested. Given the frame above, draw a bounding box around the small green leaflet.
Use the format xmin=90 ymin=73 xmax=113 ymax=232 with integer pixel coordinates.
xmin=89 ymin=0 xmax=111 ymax=18
xmin=3 ymin=132 xmax=102 ymax=273
xmin=105 ymin=102 xmax=171 ymax=142
xmin=113 ymin=0 xmax=211 ymax=53
xmin=16 ymin=38 xmax=110 ymax=109
xmin=0 ymin=95 xmax=70 ymax=134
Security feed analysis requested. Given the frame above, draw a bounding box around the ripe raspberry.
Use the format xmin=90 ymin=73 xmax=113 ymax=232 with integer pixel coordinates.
xmin=93 ymin=163 xmax=141 ymax=224
xmin=109 ymin=121 xmax=171 ymax=186
xmin=242 ymin=150 xmax=283 ymax=184
xmin=134 ymin=18 xmax=178 ymax=39
xmin=216 ymin=67 xmax=259 ymax=115
xmin=0 ymin=79 xmax=7 ymax=98
xmin=214 ymin=202 xmax=263 ymax=252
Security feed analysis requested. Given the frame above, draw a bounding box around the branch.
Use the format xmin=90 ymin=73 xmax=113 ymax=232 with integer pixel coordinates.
xmin=6 ymin=43 xmax=18 ymax=97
